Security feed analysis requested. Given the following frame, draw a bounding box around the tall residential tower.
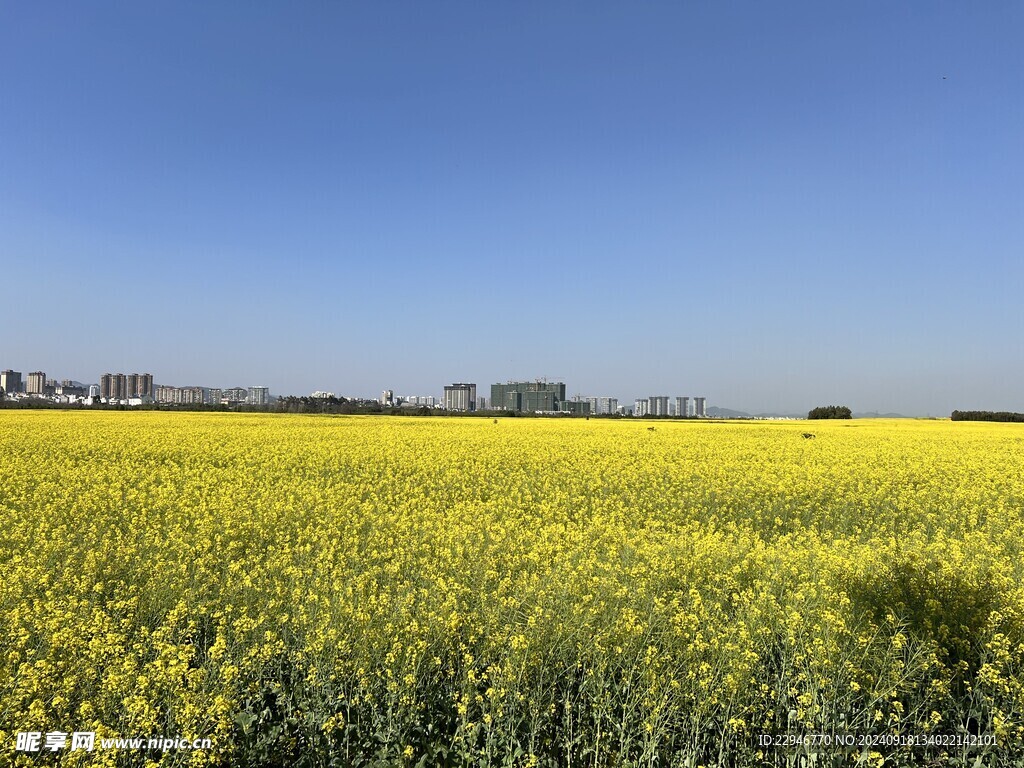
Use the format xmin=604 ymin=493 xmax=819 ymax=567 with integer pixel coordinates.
xmin=443 ymin=383 xmax=477 ymax=412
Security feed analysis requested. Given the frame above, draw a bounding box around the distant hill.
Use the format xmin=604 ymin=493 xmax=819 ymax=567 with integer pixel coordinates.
xmin=707 ymin=406 xmax=751 ymax=418
xmin=853 ymin=411 xmax=909 ymax=419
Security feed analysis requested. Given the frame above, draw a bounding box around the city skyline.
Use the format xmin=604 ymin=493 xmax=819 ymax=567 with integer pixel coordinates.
xmin=0 ymin=356 xmax=1007 ymax=418
xmin=3 ymin=363 xmax=714 ymax=414
xmin=0 ymin=357 xmax=1006 ymax=418
xmin=2 ymin=4 xmax=1022 ymax=417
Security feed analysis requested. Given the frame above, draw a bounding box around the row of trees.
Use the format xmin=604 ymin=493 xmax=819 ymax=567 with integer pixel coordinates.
xmin=272 ymin=396 xmax=384 ymax=415
xmin=951 ymin=410 xmax=1024 ymax=423
xmin=807 ymin=405 xmax=852 ymax=420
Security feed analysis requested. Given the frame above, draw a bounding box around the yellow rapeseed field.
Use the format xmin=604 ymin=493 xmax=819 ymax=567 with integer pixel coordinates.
xmin=2 ymin=411 xmax=1023 ymax=766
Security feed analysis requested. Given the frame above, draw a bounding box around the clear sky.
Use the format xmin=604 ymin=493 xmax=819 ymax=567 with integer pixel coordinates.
xmin=2 ymin=2 xmax=1021 ymax=415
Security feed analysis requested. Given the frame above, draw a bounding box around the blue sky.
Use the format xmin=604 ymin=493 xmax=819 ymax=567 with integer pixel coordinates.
xmin=1 ymin=2 xmax=1021 ymax=414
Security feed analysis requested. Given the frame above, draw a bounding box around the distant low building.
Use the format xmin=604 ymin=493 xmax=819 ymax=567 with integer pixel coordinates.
xmin=55 ymin=383 xmax=87 ymax=397
xmin=402 ymin=395 xmax=436 ymax=407
xmin=154 ymin=385 xmax=206 ymax=405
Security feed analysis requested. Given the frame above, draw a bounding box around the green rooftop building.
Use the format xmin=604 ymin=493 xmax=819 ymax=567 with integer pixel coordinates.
xmin=491 ymin=381 xmax=567 ymax=412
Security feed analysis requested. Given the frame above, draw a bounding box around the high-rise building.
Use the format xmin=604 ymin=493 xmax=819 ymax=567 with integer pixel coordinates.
xmin=179 ymin=387 xmax=204 ymax=405
xmin=1 ymin=370 xmax=22 ymax=395
xmin=222 ymin=387 xmax=247 ymax=403
xmin=380 ymin=390 xmax=394 ymax=407
xmin=584 ymin=396 xmax=618 ymax=415
xmin=491 ymin=381 xmax=566 ymax=412
xmin=676 ymin=397 xmax=690 ymax=418
xmin=26 ymin=371 xmax=46 ymax=395
xmin=560 ymin=396 xmax=591 ymax=415
xmin=101 ymin=372 xmax=152 ymax=400
xmin=634 ymin=399 xmax=649 ymax=417
xmin=695 ymin=397 xmax=706 ymax=418
xmin=248 ymin=387 xmax=269 ymax=406
xmin=648 ymin=396 xmax=669 ymax=416
xmin=443 ymin=383 xmax=477 ymax=412
xmin=155 ymin=385 xmax=177 ymax=404
xmin=120 ymin=373 xmax=153 ymax=399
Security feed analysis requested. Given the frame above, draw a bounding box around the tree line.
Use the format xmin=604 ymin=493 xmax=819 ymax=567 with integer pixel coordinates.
xmin=807 ymin=405 xmax=852 ymax=420
xmin=951 ymin=410 xmax=1024 ymax=423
